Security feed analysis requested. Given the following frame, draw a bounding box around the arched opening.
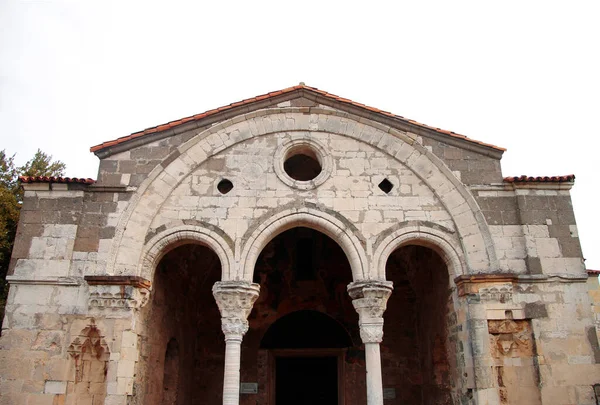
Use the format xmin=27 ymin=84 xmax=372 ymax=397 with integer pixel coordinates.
xmin=137 ymin=243 xmax=223 ymax=405
xmin=243 ymin=227 xmax=364 ymax=405
xmin=162 ymin=338 xmax=180 ymax=405
xmin=383 ymin=245 xmax=456 ymax=405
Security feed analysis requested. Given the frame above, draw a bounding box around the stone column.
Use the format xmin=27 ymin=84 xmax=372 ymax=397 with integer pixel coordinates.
xmin=348 ymin=280 xmax=393 ymax=405
xmin=213 ymin=281 xmax=260 ymax=405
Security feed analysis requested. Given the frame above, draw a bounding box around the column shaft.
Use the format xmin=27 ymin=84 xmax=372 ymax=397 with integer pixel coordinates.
xmin=365 ymin=342 xmax=384 ymax=405
xmin=213 ymin=281 xmax=260 ymax=405
xmin=347 ymin=280 xmax=393 ymax=405
xmin=223 ymin=339 xmax=242 ymax=405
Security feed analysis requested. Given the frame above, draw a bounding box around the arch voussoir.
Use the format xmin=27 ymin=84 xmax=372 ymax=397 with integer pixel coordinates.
xmin=140 ymin=224 xmax=234 ymax=282
xmin=239 ymin=207 xmax=368 ymax=282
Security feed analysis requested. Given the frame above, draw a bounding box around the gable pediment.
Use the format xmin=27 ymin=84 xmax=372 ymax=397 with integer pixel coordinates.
xmin=91 ymin=85 xmax=504 ymax=159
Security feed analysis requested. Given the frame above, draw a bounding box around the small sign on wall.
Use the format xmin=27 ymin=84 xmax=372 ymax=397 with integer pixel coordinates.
xmin=383 ymin=387 xmax=396 ymax=400
xmin=240 ymin=382 xmax=258 ymax=394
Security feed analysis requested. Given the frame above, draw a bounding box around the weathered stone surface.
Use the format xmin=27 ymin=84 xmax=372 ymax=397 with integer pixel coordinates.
xmin=1 ymin=93 xmax=596 ymax=404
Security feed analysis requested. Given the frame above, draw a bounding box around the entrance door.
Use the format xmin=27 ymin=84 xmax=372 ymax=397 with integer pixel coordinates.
xmin=275 ymin=356 xmax=338 ymax=405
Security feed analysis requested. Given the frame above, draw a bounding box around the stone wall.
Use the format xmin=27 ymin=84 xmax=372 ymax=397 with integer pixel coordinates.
xmin=1 ymin=95 xmax=597 ymax=404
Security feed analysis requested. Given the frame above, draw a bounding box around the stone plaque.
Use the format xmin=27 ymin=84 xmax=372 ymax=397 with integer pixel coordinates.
xmin=240 ymin=382 xmax=258 ymax=394
xmin=383 ymin=387 xmax=396 ymax=400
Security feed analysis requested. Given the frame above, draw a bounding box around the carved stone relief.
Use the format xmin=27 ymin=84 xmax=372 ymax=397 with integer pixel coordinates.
xmin=488 ymin=319 xmax=541 ymax=404
xmin=488 ymin=319 xmax=533 ymax=358
xmin=479 ymin=284 xmax=512 ymax=303
xmin=85 ymin=275 xmax=151 ymax=311
xmin=67 ymin=319 xmax=110 ymax=384
xmin=89 ymin=284 xmax=150 ymax=310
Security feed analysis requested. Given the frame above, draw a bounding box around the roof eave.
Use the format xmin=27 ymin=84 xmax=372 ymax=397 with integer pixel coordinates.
xmin=91 ymin=86 xmax=506 ymax=160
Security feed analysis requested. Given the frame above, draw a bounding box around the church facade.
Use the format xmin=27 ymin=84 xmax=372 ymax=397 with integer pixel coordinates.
xmin=1 ymin=85 xmax=598 ymax=404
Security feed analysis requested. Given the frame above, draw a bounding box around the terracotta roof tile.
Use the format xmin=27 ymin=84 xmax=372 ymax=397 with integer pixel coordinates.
xmin=90 ymin=84 xmax=506 ymax=153
xmin=503 ymin=175 xmax=575 ymax=183
xmin=588 ymin=269 xmax=600 ymax=275
xmin=19 ymin=176 xmax=96 ymax=185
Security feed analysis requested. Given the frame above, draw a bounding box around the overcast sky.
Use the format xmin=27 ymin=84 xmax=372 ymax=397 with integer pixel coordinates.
xmin=1 ymin=1 xmax=598 ymax=270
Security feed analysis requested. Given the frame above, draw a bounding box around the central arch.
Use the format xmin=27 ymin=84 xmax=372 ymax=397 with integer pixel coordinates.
xmin=245 ymin=226 xmax=360 ymax=405
xmin=240 ymin=206 xmax=368 ymax=282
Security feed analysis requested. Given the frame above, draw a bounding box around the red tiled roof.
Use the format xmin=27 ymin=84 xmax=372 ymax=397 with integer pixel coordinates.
xmin=588 ymin=269 xmax=600 ymax=276
xmin=504 ymin=175 xmax=575 ymax=183
xmin=90 ymin=84 xmax=506 ymax=153
xmin=19 ymin=176 xmax=96 ymax=185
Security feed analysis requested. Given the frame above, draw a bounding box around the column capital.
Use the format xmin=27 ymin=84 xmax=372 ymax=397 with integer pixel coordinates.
xmin=348 ymin=280 xmax=393 ymax=343
xmin=213 ymin=281 xmax=260 ymax=341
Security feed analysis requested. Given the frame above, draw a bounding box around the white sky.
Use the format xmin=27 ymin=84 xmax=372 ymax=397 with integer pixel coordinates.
xmin=1 ymin=1 xmax=598 ymax=270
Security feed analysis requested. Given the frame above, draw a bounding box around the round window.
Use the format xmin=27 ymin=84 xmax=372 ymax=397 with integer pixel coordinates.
xmin=283 ymin=146 xmax=322 ymax=181
xmin=274 ymin=138 xmax=332 ymax=190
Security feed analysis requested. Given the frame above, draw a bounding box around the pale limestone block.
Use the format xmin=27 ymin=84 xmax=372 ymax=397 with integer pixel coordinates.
xmin=338 ymin=158 xmax=366 ymax=176
xmin=536 ymin=238 xmax=561 ymax=258
xmin=399 ymin=184 xmax=411 ymax=195
xmin=106 ymin=381 xmax=118 ymax=395
xmin=493 ymin=236 xmax=512 ymax=251
xmin=42 ymin=224 xmax=78 ymax=239
xmin=383 ymin=210 xmax=405 ymax=221
xmin=332 ymin=198 xmax=355 ymax=211
xmin=429 ymin=210 xmax=453 ymax=223
xmin=502 ymin=225 xmax=522 ymax=237
xmin=412 ymin=154 xmax=435 ymax=179
xmin=568 ymin=355 xmax=592 ymax=364
xmin=353 ymin=198 xmax=368 ymax=211
xmin=97 ymin=239 xmax=112 ymax=255
xmin=44 ymin=380 xmax=67 ymax=394
xmin=540 ymin=257 xmax=585 ymax=275
xmin=443 ymin=189 xmax=465 ymax=211
xmin=526 ymin=225 xmax=550 ymax=238
xmin=117 ymin=377 xmax=134 ymax=395
xmin=116 ymin=359 xmax=136 ymax=379
xmin=120 ymin=331 xmax=137 ymax=349
xmin=504 ymin=242 xmax=526 ymax=260
xmin=405 ymin=211 xmax=429 ymax=221
xmin=177 ymin=210 xmax=192 ymax=220
xmin=569 ymin=225 xmax=579 ymax=237
xmin=477 ymin=190 xmax=498 ymax=197
xmin=14 ymin=259 xmax=71 ymax=278
xmin=364 ymin=211 xmax=382 ymax=222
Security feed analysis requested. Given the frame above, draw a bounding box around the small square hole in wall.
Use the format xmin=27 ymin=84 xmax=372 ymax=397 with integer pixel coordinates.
xmin=378 ymin=178 xmax=393 ymax=194
xmin=217 ymin=179 xmax=233 ymax=195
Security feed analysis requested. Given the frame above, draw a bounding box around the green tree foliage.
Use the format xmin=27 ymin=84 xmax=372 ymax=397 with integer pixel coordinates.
xmin=0 ymin=149 xmax=66 ymax=325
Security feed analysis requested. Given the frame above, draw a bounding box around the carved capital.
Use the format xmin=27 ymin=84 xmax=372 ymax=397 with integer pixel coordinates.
xmin=213 ymin=281 xmax=260 ymax=341
xmin=348 ymin=280 xmax=393 ymax=344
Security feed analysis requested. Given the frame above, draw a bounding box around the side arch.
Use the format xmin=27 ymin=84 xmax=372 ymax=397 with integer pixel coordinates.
xmin=239 ymin=207 xmax=367 ymax=282
xmin=140 ymin=224 xmax=234 ymax=282
xmin=106 ymin=107 xmax=498 ymax=277
xmin=373 ymin=222 xmax=466 ymax=281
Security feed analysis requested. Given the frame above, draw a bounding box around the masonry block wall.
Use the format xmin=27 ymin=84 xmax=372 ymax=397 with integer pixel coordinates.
xmin=1 ymin=86 xmax=598 ymax=405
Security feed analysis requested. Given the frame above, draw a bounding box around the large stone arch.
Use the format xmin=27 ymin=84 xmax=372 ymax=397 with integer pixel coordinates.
xmin=372 ymin=220 xmax=466 ymax=281
xmin=239 ymin=206 xmax=368 ymax=282
xmin=106 ymin=107 xmax=499 ymax=277
xmin=140 ymin=224 xmax=234 ymax=282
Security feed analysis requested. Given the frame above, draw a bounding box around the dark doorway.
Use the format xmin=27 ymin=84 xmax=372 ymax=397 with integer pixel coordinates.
xmin=276 ymin=356 xmax=338 ymax=405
